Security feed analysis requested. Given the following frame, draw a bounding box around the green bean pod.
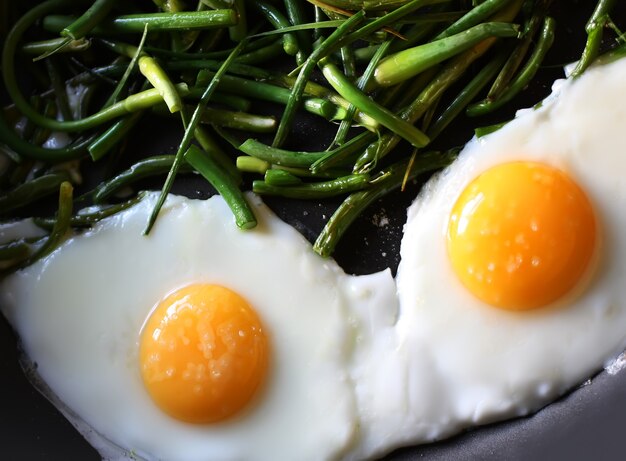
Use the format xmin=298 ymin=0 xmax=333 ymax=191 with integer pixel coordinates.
xmin=374 ymin=22 xmax=520 ymax=87
xmin=184 ymin=145 xmax=256 ymax=229
xmin=0 ymin=171 xmax=71 ymax=214
xmin=253 ymin=174 xmax=370 ymax=199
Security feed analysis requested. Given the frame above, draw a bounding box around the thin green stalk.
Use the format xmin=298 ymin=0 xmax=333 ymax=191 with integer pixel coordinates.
xmin=571 ymin=0 xmax=616 ymax=77
xmin=184 ymin=145 xmax=256 ymax=229
xmin=43 ymin=10 xmax=238 ymax=34
xmin=0 ymin=171 xmax=71 ymax=214
xmin=321 ymin=61 xmax=430 ymax=148
xmin=374 ymin=22 xmax=520 ymax=86
xmin=314 ymin=150 xmax=457 ymax=257
xmin=145 ymin=41 xmax=246 ymax=234
xmin=253 ymin=173 xmax=369 ymax=199
xmin=467 ymin=16 xmax=555 ymax=116
xmin=272 ymin=10 xmax=366 ymax=148
xmin=428 ymin=51 xmax=506 ymax=139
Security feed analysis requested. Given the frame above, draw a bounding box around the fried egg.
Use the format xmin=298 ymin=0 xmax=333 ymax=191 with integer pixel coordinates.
xmin=0 ymin=192 xmax=398 ymax=461
xmin=390 ymin=56 xmax=626 ymax=455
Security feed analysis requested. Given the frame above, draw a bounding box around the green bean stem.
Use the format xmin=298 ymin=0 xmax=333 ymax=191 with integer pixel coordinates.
xmin=434 ymin=0 xmax=513 ymax=39
xmin=253 ymin=174 xmax=370 ymax=199
xmin=92 ymin=155 xmax=195 ymax=203
xmin=145 ymin=41 xmax=246 ymax=234
xmin=21 ymin=181 xmax=73 ymax=268
xmin=184 ymin=145 xmax=256 ymax=229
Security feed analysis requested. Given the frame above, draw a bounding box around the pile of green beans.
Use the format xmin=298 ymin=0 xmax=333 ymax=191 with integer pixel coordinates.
xmin=0 ymin=0 xmax=622 ymax=271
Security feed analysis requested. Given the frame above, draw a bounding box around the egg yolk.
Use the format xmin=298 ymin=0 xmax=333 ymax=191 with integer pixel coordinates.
xmin=139 ymin=284 xmax=269 ymax=423
xmin=447 ymin=161 xmax=597 ymax=310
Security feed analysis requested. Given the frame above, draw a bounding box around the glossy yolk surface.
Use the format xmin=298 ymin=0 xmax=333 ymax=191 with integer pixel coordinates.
xmin=140 ymin=284 xmax=269 ymax=423
xmin=447 ymin=161 xmax=597 ymax=310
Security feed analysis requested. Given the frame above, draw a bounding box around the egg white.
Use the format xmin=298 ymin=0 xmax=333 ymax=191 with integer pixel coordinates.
xmin=390 ymin=57 xmax=626 ymax=454
xmin=0 ymin=193 xmax=398 ymax=461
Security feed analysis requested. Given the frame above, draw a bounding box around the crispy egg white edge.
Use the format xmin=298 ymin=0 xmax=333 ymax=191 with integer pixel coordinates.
xmin=390 ymin=57 xmax=626 ymax=454
xmin=2 ymin=194 xmax=397 ymax=460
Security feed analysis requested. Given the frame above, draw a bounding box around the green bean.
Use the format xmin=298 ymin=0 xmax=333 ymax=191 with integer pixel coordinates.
xmin=273 ymin=11 xmax=366 ymax=148
xmin=43 ymin=10 xmax=238 ymax=34
xmin=434 ymin=0 xmax=513 ymax=39
xmin=88 ymin=111 xmax=143 ymax=161
xmin=34 ymin=0 xmax=117 ymax=60
xmin=202 ymin=109 xmax=276 ymax=133
xmin=354 ymin=0 xmax=523 ymax=172
xmin=254 ymin=1 xmax=299 ymax=56
xmin=428 ymin=51 xmax=506 ymax=139
xmin=283 ymin=0 xmax=312 ymax=58
xmin=168 ymin=59 xmax=272 ymax=80
xmin=21 ymin=181 xmax=73 ymax=268
xmin=92 ymin=155 xmax=195 ymax=203
xmin=239 ymin=130 xmax=373 ymax=168
xmin=0 ymin=171 xmax=71 ymax=214
xmin=321 ymin=61 xmax=430 ymax=148
xmin=314 ymin=150 xmax=457 ymax=257
xmin=194 ymin=126 xmax=242 ymax=184
xmin=21 ymin=37 xmax=91 ymax=55
xmin=45 ymin=57 xmax=73 ymax=121
xmin=145 ymin=41 xmax=246 ymax=234
xmin=102 ymin=39 xmax=183 ymax=113
xmin=264 ymin=169 xmax=302 ymax=186
xmin=195 ymin=70 xmax=340 ymax=120
xmin=234 ymin=40 xmax=285 ymax=65
xmin=253 ymin=173 xmax=370 ymax=199
xmin=270 ymin=73 xmax=379 ymax=131
xmin=571 ymin=0 xmax=616 ymax=77
xmin=374 ymin=22 xmax=519 ymax=86
xmin=475 ymin=121 xmax=507 ymax=137
xmin=3 ymin=3 xmax=193 ymax=132
xmin=311 ymin=132 xmax=377 ymax=173
xmin=340 ymin=46 xmax=357 ymax=78
xmin=239 ymin=140 xmax=327 ymax=168
xmin=331 ymin=40 xmax=392 ymax=148
xmin=0 ymin=112 xmax=93 ymax=161
xmin=237 ymin=156 xmax=270 ymax=174
xmin=34 ymin=193 xmax=145 ymax=230
xmin=486 ymin=11 xmax=541 ymax=100
xmin=343 ymin=0 xmax=447 ymax=44
xmin=184 ymin=145 xmax=256 ymax=229
xmin=466 ymin=16 xmax=555 ymax=116
xmin=62 ymin=0 xmax=117 ymax=40
xmin=229 ymin=0 xmax=247 ymax=42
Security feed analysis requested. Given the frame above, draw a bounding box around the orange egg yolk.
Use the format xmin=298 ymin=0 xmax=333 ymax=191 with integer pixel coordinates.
xmin=447 ymin=161 xmax=597 ymax=310
xmin=139 ymin=284 xmax=269 ymax=423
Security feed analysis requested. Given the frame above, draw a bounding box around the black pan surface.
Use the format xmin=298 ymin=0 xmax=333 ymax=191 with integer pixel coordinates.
xmin=2 ymin=1 xmax=626 ymax=459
